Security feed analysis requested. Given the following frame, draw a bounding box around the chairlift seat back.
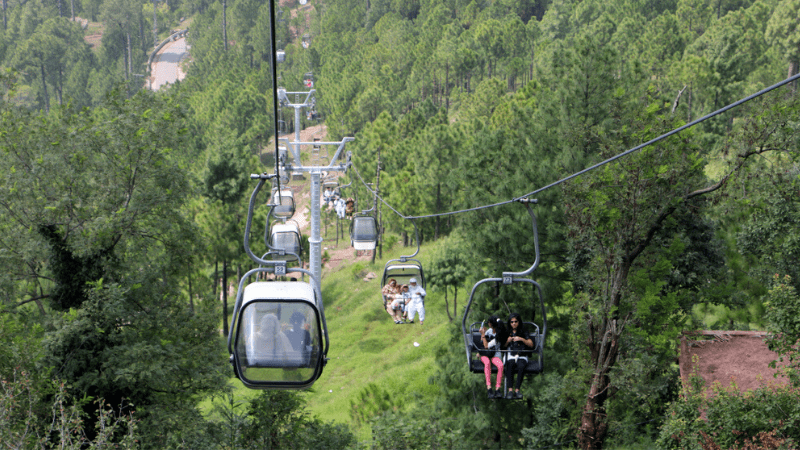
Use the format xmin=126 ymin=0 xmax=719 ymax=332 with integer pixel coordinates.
xmin=467 ymin=321 xmax=543 ymax=375
xmin=382 ymin=262 xmax=425 ymax=289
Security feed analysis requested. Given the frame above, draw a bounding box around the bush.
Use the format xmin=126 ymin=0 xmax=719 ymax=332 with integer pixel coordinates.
xmin=657 ymin=377 xmax=800 ymax=449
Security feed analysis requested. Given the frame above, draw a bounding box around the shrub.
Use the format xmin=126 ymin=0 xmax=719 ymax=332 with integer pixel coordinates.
xmin=657 ymin=377 xmax=800 ymax=449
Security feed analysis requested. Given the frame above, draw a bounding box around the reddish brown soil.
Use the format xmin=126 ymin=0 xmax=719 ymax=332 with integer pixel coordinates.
xmin=679 ymin=331 xmax=790 ymax=395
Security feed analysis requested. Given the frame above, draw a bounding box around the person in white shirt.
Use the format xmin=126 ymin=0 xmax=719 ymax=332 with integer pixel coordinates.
xmin=405 ymin=278 xmax=426 ymax=325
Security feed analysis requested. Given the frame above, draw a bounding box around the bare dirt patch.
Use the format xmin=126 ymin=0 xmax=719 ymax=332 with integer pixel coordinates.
xmin=679 ymin=331 xmax=790 ymax=395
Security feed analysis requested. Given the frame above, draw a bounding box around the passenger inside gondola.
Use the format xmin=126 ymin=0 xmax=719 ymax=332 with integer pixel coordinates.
xmin=504 ymin=313 xmax=534 ymax=399
xmin=286 ymin=311 xmax=311 ymax=354
xmin=480 ymin=316 xmax=507 ymax=398
xmin=258 ymin=314 xmax=294 ymax=362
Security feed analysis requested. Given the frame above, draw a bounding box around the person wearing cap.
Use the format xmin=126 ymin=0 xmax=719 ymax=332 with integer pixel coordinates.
xmin=405 ymin=278 xmax=426 ymax=324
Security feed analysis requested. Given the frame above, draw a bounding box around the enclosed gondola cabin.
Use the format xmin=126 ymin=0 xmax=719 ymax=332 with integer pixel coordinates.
xmin=350 ymin=215 xmax=377 ymax=251
xmin=270 ymin=222 xmax=302 ymax=262
xmin=271 ymin=189 xmax=296 ymax=219
xmin=232 ymin=281 xmax=325 ymax=389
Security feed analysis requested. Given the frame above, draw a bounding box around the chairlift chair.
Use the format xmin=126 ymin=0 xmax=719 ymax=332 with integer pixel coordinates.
xmin=464 ymin=282 xmax=545 ymax=376
xmin=381 ymin=259 xmax=425 ymax=290
xmin=381 ymin=219 xmax=425 ymax=289
xmin=461 ymin=200 xmax=547 ymax=382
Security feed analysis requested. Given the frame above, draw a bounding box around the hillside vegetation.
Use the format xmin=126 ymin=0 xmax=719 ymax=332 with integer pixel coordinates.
xmin=3 ymin=0 xmax=800 ymax=448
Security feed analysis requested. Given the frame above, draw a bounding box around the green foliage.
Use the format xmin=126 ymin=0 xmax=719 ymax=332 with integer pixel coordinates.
xmin=764 ymin=274 xmax=800 ymax=386
xmin=233 ymin=391 xmax=356 ymax=450
xmin=657 ymin=377 xmax=800 ymax=449
xmin=369 ymin=410 xmax=466 ymax=449
xmin=349 ymin=382 xmax=398 ymax=424
xmin=0 ymin=369 xmax=138 ymax=449
xmin=426 ymin=233 xmax=473 ymax=320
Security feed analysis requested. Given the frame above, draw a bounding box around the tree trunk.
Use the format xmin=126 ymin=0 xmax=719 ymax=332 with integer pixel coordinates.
xmin=70 ymin=0 xmax=74 ymax=20
xmin=444 ymin=288 xmax=452 ymax=321
xmin=578 ymin=262 xmax=630 ymax=449
xmin=445 ymin=63 xmax=450 ymax=110
xmin=40 ymin=63 xmax=49 ymax=113
xmin=213 ymin=260 xmax=218 ymax=301
xmin=127 ymin=32 xmax=132 ymax=76
xmin=222 ymin=260 xmax=229 ymax=337
xmin=223 ymin=0 xmax=228 ymax=52
xmin=153 ymin=0 xmax=158 ymax=49
xmin=434 ymin=182 xmax=440 ymax=240
xmin=188 ymin=261 xmax=194 ymax=313
xmin=3 ymin=0 xmax=7 ymax=31
xmin=121 ymin=33 xmax=128 ymax=79
xmin=57 ymin=68 xmax=63 ymax=105
xmin=139 ymin=14 xmax=145 ymax=52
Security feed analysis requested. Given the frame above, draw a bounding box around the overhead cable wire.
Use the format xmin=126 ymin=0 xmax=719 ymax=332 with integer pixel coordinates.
xmin=350 ymin=72 xmax=800 ymax=221
xmin=515 ymin=71 xmax=800 ymax=201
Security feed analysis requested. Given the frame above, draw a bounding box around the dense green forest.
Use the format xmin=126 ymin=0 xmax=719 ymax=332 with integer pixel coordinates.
xmin=2 ymin=0 xmax=800 ymax=448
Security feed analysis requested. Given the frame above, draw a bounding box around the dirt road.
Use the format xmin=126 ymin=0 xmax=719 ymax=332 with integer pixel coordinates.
xmin=151 ymin=37 xmax=189 ymax=90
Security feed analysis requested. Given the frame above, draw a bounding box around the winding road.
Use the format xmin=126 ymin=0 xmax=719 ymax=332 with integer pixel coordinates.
xmin=150 ymin=37 xmax=189 ymax=90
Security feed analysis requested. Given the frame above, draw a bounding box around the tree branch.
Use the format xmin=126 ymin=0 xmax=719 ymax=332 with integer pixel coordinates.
xmin=672 ymin=85 xmax=687 ymax=114
xmin=3 ymin=294 xmax=50 ymax=312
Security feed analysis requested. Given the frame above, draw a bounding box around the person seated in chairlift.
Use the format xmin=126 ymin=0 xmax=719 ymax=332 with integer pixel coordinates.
xmin=322 ymin=187 xmax=334 ymax=207
xmin=405 ymin=278 xmax=426 ymax=325
xmin=286 ymin=311 xmax=312 ymax=354
xmin=504 ymin=312 xmax=533 ymax=399
xmin=390 ymin=284 xmax=410 ymax=324
xmin=480 ymin=316 xmax=508 ymax=399
xmin=335 ymin=198 xmax=347 ymax=219
xmin=345 ymin=198 xmax=355 ymax=219
xmin=382 ymin=278 xmax=399 ymax=317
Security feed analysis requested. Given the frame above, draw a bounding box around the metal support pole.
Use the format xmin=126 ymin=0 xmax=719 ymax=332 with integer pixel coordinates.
xmin=310 ymin=171 xmax=322 ymax=293
xmin=295 ymin=105 xmax=302 ymax=143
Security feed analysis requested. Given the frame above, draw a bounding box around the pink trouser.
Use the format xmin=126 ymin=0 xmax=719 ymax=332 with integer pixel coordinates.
xmin=480 ymin=356 xmax=504 ymax=388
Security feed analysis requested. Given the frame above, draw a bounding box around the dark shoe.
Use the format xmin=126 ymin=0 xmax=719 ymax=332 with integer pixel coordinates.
xmin=505 ymin=391 xmax=515 ymax=399
xmin=487 ymin=388 xmax=493 ymax=399
xmin=515 ymin=391 xmax=523 ymax=399
xmin=409 ymin=320 xmax=414 ymax=324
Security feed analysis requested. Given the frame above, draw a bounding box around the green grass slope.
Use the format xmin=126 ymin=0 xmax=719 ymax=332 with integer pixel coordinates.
xmin=210 ymin=238 xmax=461 ymax=441
xmin=304 ymin=240 xmax=455 ymax=439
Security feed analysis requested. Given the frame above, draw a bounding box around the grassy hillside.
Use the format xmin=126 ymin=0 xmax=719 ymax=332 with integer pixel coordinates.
xmin=215 ymin=237 xmax=460 ymax=441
